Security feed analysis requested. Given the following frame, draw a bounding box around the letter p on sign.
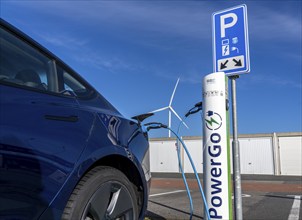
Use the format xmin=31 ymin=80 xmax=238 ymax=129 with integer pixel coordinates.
xmin=220 ymin=13 xmax=238 ymax=38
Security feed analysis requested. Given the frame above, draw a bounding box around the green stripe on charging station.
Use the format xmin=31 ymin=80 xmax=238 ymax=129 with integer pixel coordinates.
xmin=226 ymin=76 xmax=233 ymax=220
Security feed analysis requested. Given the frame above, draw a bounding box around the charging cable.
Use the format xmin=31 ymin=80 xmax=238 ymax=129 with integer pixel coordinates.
xmin=177 ymin=101 xmax=211 ymax=220
xmin=144 ymin=117 xmax=211 ymax=220
xmin=172 ymin=126 xmax=211 ymax=220
xmin=175 ymin=126 xmax=194 ymax=219
xmin=176 ymin=119 xmax=195 ymax=219
xmin=143 ymin=122 xmax=194 ymax=218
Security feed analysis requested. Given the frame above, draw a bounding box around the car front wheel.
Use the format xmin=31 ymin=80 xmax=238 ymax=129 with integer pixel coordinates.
xmin=62 ymin=166 xmax=138 ymax=220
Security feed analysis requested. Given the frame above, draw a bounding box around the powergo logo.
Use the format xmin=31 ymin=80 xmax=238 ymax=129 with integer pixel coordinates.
xmin=205 ymin=111 xmax=222 ymax=130
xmin=205 ymin=110 xmax=223 ymax=219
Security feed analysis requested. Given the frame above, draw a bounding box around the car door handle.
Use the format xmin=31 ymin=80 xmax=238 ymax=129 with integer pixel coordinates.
xmin=44 ymin=115 xmax=79 ymax=122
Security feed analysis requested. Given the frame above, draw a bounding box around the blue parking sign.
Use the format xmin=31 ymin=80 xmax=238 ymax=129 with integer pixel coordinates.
xmin=213 ymin=5 xmax=250 ymax=76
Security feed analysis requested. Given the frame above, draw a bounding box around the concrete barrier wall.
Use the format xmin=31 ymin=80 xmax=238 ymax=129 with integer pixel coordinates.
xmin=149 ymin=132 xmax=302 ymax=176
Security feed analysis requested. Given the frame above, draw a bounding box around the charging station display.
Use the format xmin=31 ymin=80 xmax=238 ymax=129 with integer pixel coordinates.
xmin=202 ymin=72 xmax=232 ymax=220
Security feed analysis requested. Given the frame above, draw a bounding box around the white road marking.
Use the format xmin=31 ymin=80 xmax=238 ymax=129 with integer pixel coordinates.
xmin=232 ymin=194 xmax=251 ymax=199
xmin=288 ymin=195 xmax=301 ymax=220
xmin=150 ymin=190 xmax=186 ymax=197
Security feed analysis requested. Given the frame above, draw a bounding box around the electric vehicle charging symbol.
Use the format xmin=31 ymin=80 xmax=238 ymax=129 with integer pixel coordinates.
xmin=205 ymin=111 xmax=222 ymax=130
xmin=222 ymin=45 xmax=230 ymax=56
xmin=221 ymin=39 xmax=230 ymax=56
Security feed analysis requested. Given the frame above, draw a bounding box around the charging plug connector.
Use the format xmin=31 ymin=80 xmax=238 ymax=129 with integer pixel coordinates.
xmin=144 ymin=122 xmax=168 ymax=131
xmin=185 ymin=101 xmax=203 ymax=117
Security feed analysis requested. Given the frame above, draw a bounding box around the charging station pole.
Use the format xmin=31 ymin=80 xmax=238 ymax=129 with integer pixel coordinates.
xmin=203 ymin=72 xmax=232 ymax=220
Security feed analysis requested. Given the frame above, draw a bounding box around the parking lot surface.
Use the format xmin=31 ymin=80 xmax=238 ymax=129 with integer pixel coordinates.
xmin=145 ymin=174 xmax=302 ymax=220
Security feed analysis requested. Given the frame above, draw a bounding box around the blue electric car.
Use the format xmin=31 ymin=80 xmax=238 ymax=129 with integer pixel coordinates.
xmin=0 ymin=19 xmax=151 ymax=220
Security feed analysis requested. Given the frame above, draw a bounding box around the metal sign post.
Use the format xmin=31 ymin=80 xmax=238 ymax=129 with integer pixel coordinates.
xmin=230 ymin=75 xmax=243 ymax=220
xmin=212 ymin=4 xmax=250 ymax=220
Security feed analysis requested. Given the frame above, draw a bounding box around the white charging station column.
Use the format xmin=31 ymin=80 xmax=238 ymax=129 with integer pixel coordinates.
xmin=202 ymin=72 xmax=232 ymax=220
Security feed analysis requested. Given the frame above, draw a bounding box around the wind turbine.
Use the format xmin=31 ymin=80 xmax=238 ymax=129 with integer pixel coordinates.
xmin=150 ymin=78 xmax=189 ymax=137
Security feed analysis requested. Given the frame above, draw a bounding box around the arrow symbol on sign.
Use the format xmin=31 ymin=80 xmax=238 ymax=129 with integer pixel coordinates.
xmin=233 ymin=58 xmax=242 ymax=66
xmin=220 ymin=60 xmax=229 ymax=69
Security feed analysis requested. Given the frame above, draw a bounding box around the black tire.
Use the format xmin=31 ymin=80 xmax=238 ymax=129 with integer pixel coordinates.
xmin=62 ymin=166 xmax=138 ymax=220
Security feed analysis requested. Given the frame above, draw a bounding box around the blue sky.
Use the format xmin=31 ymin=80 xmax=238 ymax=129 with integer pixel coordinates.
xmin=1 ymin=0 xmax=301 ymax=137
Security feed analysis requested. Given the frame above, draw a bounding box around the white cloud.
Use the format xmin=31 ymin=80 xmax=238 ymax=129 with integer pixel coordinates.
xmin=4 ymin=1 xmax=214 ymax=39
xmin=72 ymin=49 xmax=137 ymax=74
xmin=37 ymin=33 xmax=88 ymax=49
xmin=4 ymin=1 xmax=300 ymax=84
xmin=249 ymin=5 xmax=301 ymax=42
xmin=248 ymin=73 xmax=301 ymax=89
xmin=5 ymin=1 xmax=301 ymax=42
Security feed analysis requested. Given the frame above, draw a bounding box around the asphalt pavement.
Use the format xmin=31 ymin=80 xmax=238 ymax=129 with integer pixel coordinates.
xmin=145 ymin=174 xmax=302 ymax=220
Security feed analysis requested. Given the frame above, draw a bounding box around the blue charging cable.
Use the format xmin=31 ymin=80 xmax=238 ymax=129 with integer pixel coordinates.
xmin=175 ymin=118 xmax=194 ymax=219
xmin=175 ymin=101 xmax=204 ymax=219
xmin=144 ymin=114 xmax=211 ymax=220
xmin=169 ymin=126 xmax=211 ymax=220
xmin=175 ymin=126 xmax=194 ymax=219
xmin=174 ymin=101 xmax=211 ymax=219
